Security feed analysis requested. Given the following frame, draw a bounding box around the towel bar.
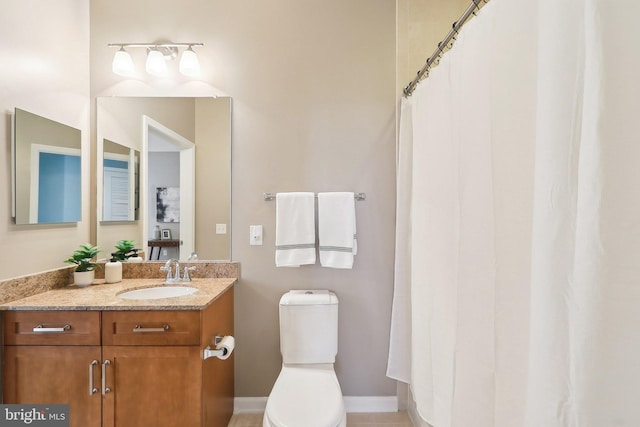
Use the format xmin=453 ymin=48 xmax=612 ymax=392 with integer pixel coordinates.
xmin=263 ymin=192 xmax=366 ymax=201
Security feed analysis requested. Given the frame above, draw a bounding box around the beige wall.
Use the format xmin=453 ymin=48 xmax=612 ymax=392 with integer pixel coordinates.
xmin=90 ymin=0 xmax=397 ymax=397
xmin=0 ymin=1 xmax=90 ymax=280
xmin=0 ymin=0 xmax=474 ymax=401
xmin=397 ymin=0 xmax=470 ymax=97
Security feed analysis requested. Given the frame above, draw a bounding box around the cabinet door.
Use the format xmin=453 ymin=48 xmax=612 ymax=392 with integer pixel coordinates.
xmin=102 ymin=346 xmax=202 ymax=427
xmin=3 ymin=346 xmax=102 ymax=427
xmin=202 ymin=287 xmax=234 ymax=427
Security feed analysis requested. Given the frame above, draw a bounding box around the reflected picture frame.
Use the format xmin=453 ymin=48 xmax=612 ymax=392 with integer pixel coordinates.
xmin=161 ymin=229 xmax=172 ymax=240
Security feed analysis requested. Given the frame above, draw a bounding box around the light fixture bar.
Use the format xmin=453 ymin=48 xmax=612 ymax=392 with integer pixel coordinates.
xmin=108 ymin=43 xmax=204 ymax=49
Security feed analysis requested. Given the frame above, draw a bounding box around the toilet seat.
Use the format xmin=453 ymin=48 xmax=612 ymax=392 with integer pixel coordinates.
xmin=264 ymin=364 xmax=346 ymax=427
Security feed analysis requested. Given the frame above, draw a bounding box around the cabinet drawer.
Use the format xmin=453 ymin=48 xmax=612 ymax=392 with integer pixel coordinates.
xmin=4 ymin=311 xmax=101 ymax=346
xmin=102 ymin=311 xmax=200 ymax=346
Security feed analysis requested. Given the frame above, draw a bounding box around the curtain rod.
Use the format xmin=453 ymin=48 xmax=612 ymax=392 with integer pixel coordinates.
xmin=403 ymin=0 xmax=490 ymax=97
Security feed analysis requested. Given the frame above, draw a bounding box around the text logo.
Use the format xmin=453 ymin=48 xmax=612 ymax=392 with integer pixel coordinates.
xmin=0 ymin=405 xmax=69 ymax=426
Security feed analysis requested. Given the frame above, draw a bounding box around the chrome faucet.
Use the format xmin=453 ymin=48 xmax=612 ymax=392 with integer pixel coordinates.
xmin=160 ymin=259 xmax=196 ymax=283
xmin=160 ymin=259 xmax=180 ymax=282
xmin=182 ymin=266 xmax=196 ymax=282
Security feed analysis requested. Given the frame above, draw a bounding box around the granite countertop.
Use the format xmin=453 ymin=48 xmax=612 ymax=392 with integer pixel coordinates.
xmin=0 ymin=278 xmax=236 ymax=311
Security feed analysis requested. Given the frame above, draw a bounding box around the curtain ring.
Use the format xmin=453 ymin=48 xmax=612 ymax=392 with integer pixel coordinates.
xmin=472 ymin=0 xmax=480 ymax=15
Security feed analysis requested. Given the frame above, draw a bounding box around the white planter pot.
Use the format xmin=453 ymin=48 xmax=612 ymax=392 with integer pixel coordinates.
xmin=73 ymin=270 xmax=95 ymax=287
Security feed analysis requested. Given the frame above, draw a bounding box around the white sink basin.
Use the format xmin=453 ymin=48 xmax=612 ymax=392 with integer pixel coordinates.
xmin=118 ymin=286 xmax=198 ymax=300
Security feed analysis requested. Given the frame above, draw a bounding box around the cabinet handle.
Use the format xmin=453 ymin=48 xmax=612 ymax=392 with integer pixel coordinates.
xmin=133 ymin=324 xmax=170 ymax=333
xmin=33 ymin=324 xmax=71 ymax=333
xmin=102 ymin=360 xmax=111 ymax=395
xmin=89 ymin=360 xmax=99 ymax=395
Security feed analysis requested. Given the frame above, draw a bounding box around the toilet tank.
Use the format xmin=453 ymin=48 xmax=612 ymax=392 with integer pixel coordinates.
xmin=279 ymin=290 xmax=339 ymax=364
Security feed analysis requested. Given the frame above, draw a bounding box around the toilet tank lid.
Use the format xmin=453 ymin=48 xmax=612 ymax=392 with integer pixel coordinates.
xmin=280 ymin=290 xmax=338 ymax=305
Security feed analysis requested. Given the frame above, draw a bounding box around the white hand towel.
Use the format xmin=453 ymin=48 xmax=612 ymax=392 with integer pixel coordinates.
xmin=318 ymin=192 xmax=357 ymax=269
xmin=275 ymin=192 xmax=316 ymax=267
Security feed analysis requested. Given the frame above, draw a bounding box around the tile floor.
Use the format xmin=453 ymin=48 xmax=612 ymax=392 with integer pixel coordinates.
xmin=228 ymin=411 xmax=414 ymax=427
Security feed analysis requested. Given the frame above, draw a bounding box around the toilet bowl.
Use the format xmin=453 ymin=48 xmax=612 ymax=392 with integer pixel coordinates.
xmin=263 ymin=290 xmax=346 ymax=427
xmin=263 ymin=365 xmax=346 ymax=427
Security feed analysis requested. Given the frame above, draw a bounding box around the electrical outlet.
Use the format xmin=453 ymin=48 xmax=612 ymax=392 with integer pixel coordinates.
xmin=216 ymin=224 xmax=227 ymax=234
xmin=162 ymin=249 xmax=168 ymax=256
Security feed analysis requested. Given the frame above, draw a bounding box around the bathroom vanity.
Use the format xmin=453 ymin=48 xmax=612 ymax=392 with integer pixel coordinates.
xmin=1 ymin=278 xmax=235 ymax=427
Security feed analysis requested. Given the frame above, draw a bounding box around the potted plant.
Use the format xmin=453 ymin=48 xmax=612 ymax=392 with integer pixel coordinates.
xmin=65 ymin=243 xmax=101 ymax=287
xmin=112 ymin=239 xmax=136 ymax=261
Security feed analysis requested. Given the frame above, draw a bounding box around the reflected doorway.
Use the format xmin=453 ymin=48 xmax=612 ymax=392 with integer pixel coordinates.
xmin=143 ymin=116 xmax=195 ymax=260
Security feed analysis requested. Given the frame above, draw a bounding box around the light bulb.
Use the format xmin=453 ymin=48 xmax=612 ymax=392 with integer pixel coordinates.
xmin=179 ymin=46 xmax=200 ymax=77
xmin=145 ymin=49 xmax=168 ymax=77
xmin=112 ymin=47 xmax=135 ymax=76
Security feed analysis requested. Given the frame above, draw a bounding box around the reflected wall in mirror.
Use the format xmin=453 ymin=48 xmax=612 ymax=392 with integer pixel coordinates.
xmin=13 ymin=108 xmax=82 ymax=224
xmin=102 ymin=139 xmax=140 ymax=221
xmin=96 ymin=97 xmax=231 ymax=261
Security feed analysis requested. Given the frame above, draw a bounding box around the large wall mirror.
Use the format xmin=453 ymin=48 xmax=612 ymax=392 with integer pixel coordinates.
xmin=13 ymin=108 xmax=82 ymax=224
xmin=96 ymin=97 xmax=232 ymax=261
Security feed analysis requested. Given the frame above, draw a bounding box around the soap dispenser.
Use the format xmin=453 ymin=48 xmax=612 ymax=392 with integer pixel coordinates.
xmin=127 ymin=249 xmax=143 ymax=263
xmin=105 ymin=255 xmax=122 ymax=283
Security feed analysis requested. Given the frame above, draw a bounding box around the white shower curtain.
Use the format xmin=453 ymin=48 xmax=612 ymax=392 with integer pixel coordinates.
xmin=388 ymin=0 xmax=640 ymax=426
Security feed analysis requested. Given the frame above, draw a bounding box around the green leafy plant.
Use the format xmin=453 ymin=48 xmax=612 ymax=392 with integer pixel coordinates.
xmin=64 ymin=243 xmax=101 ymax=272
xmin=112 ymin=239 xmax=136 ymax=261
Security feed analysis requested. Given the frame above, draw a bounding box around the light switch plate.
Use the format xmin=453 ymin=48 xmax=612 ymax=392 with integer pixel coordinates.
xmin=250 ymin=225 xmax=263 ymax=245
xmin=216 ymin=224 xmax=227 ymax=234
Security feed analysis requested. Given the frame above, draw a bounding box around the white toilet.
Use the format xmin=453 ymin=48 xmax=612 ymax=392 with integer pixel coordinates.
xmin=263 ymin=290 xmax=346 ymax=427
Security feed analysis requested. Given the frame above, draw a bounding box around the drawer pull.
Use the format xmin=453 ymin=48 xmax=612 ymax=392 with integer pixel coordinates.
xmin=89 ymin=360 xmax=99 ymax=395
xmin=133 ymin=324 xmax=170 ymax=333
xmin=33 ymin=324 xmax=71 ymax=333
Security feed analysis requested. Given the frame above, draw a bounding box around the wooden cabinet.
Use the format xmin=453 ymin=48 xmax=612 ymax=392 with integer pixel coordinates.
xmin=4 ymin=345 xmax=103 ymax=427
xmin=2 ymin=287 xmax=234 ymax=427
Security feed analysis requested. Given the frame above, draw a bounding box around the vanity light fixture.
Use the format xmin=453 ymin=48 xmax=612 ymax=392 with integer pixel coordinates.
xmin=145 ymin=48 xmax=169 ymax=77
xmin=111 ymin=46 xmax=135 ymax=76
xmin=179 ymin=46 xmax=201 ymax=77
xmin=108 ymin=42 xmax=204 ymax=77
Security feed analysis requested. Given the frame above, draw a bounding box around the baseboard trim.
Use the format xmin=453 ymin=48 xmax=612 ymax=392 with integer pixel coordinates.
xmin=234 ymin=396 xmax=399 ymax=414
xmin=234 ymin=397 xmax=268 ymax=414
xmin=343 ymin=396 xmax=399 ymax=413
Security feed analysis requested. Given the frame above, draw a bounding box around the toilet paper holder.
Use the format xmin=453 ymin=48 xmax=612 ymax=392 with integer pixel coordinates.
xmin=203 ymin=335 xmax=234 ymax=360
